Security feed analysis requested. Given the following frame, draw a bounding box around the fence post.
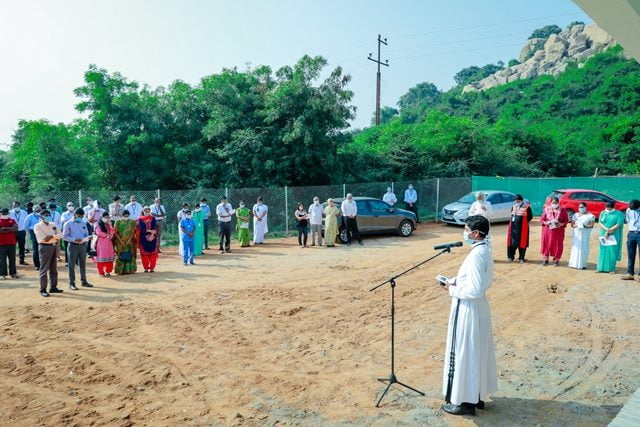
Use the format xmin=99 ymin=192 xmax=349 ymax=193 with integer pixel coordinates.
xmin=343 ymin=183 xmax=346 ymax=198
xmin=391 ymin=181 xmax=394 ymax=194
xmin=157 ymin=189 xmax=160 ymax=199
xmin=284 ymin=186 xmax=289 ymax=236
xmin=78 ymin=190 xmax=82 ymax=208
xmin=435 ymin=178 xmax=440 ymax=222
xmin=225 ymin=186 xmax=228 ymax=199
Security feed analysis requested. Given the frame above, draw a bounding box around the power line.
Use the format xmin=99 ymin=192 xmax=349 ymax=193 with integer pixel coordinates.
xmin=385 ymin=31 xmax=530 ymax=54
xmin=389 ymin=42 xmax=524 ymax=61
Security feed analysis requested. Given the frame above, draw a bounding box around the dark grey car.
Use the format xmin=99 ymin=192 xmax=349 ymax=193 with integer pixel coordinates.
xmin=324 ymin=197 xmax=417 ymax=244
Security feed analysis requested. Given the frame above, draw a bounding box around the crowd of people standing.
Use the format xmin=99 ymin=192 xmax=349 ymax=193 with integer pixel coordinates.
xmin=468 ymin=191 xmax=640 ymax=277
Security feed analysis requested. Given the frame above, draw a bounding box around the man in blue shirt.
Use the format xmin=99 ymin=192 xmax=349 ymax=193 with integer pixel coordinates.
xmin=180 ymin=210 xmax=196 ymax=266
xmin=24 ymin=205 xmax=42 ymax=269
xmin=63 ymin=208 xmax=93 ymax=290
xmin=9 ymin=201 xmax=28 ymax=265
xmin=200 ymin=198 xmax=212 ymax=250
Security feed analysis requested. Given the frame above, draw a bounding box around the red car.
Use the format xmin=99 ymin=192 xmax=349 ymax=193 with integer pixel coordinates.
xmin=545 ymin=189 xmax=629 ymax=218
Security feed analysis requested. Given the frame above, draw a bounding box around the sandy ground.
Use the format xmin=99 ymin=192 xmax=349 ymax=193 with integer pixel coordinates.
xmin=1 ymin=220 xmax=640 ymax=426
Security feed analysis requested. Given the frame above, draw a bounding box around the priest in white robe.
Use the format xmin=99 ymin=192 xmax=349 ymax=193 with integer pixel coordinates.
xmin=468 ymin=192 xmax=492 ymax=219
xmin=440 ymin=215 xmax=498 ymax=416
xmin=252 ymin=197 xmax=268 ymax=244
xmin=382 ymin=187 xmax=397 ymax=206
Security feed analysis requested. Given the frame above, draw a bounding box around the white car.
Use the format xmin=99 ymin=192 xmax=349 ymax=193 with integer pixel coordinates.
xmin=441 ymin=191 xmax=517 ymax=225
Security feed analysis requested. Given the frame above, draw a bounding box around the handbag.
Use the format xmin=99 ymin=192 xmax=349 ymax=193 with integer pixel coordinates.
xmin=119 ymin=250 xmax=132 ymax=262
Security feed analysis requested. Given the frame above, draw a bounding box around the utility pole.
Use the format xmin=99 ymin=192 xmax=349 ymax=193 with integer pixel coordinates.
xmin=368 ymin=34 xmax=389 ymax=126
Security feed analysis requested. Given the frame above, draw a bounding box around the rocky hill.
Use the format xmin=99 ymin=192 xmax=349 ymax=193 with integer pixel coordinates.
xmin=463 ymin=23 xmax=618 ymax=92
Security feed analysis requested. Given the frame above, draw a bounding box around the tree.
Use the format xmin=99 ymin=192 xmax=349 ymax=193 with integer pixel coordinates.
xmin=371 ymin=106 xmax=399 ymax=125
xmin=528 ymin=24 xmax=562 ymax=40
xmin=453 ymin=63 xmax=505 ymax=86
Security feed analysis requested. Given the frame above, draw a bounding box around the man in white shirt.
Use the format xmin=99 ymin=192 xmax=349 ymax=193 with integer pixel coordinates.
xmin=124 ymin=195 xmax=143 ymax=220
xmin=200 ymin=198 xmax=212 ymax=250
xmin=622 ymin=199 xmax=640 ymax=280
xmin=308 ymin=196 xmax=324 ymax=246
xmin=468 ymin=192 xmax=492 ymax=220
xmin=216 ymin=196 xmax=235 ymax=253
xmin=60 ymin=202 xmax=76 ymax=266
xmin=404 ymin=184 xmax=419 ymax=223
xmin=34 ymin=209 xmax=64 ymax=297
xmin=10 ymin=201 xmax=28 ymax=265
xmin=150 ymin=198 xmax=166 ymax=251
xmin=383 ymin=187 xmax=397 ymax=206
xmin=341 ymin=193 xmax=363 ymax=246
xmin=83 ymin=197 xmax=94 ymax=219
xmin=109 ymin=195 xmax=125 ymax=221
xmin=440 ymin=215 xmax=497 ymax=416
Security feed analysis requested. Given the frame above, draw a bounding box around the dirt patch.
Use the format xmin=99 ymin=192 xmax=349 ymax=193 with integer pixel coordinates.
xmin=1 ymin=221 xmax=639 ymax=425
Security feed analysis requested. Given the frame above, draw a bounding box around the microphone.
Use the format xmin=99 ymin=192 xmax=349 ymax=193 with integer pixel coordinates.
xmin=433 ymin=241 xmax=463 ymax=250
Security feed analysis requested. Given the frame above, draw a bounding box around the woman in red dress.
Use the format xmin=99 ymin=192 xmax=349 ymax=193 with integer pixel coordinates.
xmin=138 ymin=206 xmax=159 ymax=273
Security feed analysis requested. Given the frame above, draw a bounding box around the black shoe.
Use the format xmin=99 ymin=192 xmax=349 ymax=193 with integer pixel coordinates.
xmin=69 ymin=284 xmax=78 ymax=290
xmin=49 ymin=288 xmax=63 ymax=293
xmin=508 ymin=258 xmax=514 ymax=262
xmin=542 ymin=260 xmax=549 ymax=266
xmin=40 ymin=291 xmax=49 ymax=297
xmin=19 ymin=261 xmax=28 ymax=266
xmin=225 ymin=249 xmax=231 ymax=253
xmin=442 ymin=403 xmax=476 ymax=416
xmin=81 ymin=282 xmax=94 ymax=288
xmin=358 ymin=241 xmax=364 ymax=246
xmin=519 ymin=259 xmax=525 ymax=264
xmin=476 ymin=400 xmax=485 ymax=409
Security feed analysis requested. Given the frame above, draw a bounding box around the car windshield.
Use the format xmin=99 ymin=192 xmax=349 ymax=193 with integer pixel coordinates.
xmin=550 ymin=191 xmax=565 ymax=200
xmin=457 ymin=193 xmax=477 ymax=204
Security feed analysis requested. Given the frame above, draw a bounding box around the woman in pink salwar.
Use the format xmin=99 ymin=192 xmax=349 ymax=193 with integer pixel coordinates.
xmin=540 ymin=196 xmax=569 ymax=266
xmin=94 ymin=212 xmax=115 ymax=277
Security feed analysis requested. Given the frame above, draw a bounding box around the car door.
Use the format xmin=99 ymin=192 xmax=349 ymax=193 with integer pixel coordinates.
xmin=497 ymin=193 xmax=515 ymax=221
xmin=589 ymin=192 xmax=614 ymax=217
xmin=355 ymin=200 xmax=373 ymax=232
xmin=485 ymin=193 xmax=503 ymax=222
xmin=368 ymin=200 xmax=398 ymax=231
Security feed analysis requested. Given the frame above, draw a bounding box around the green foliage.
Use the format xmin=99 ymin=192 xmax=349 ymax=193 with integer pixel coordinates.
xmin=453 ymin=62 xmax=505 ymax=86
xmin=507 ymin=58 xmax=520 ymax=67
xmin=528 ymin=24 xmax=562 ymax=40
xmin=370 ymin=106 xmax=399 ymax=125
xmin=346 ymin=46 xmax=640 ymax=180
xmin=566 ymin=21 xmax=585 ymax=30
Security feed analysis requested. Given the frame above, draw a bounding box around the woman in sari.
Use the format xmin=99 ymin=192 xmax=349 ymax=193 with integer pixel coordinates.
xmin=236 ymin=201 xmax=251 ymax=247
xmin=192 ymin=203 xmax=205 ymax=256
xmin=114 ymin=209 xmax=138 ymax=275
xmin=138 ymin=206 xmax=159 ymax=273
xmin=597 ymin=201 xmax=625 ymax=274
xmin=540 ymin=197 xmax=569 ymax=266
xmin=323 ymin=198 xmax=341 ymax=248
xmin=568 ymin=202 xmax=596 ymax=270
xmin=94 ymin=212 xmax=115 ymax=277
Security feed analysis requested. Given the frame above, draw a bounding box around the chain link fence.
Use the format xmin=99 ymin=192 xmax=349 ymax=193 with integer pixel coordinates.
xmin=0 ymin=178 xmax=472 ymax=241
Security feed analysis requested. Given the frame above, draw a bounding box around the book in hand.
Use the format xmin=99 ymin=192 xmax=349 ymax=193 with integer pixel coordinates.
xmin=599 ymin=235 xmax=617 ymax=246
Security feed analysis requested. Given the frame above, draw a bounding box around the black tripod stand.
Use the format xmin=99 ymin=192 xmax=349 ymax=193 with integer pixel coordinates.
xmin=370 ymin=247 xmax=454 ymax=407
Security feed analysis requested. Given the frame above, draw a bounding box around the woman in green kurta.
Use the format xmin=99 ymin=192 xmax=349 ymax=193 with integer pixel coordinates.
xmin=114 ymin=211 xmax=138 ymax=275
xmin=323 ymin=198 xmax=341 ymax=247
xmin=235 ymin=201 xmax=251 ymax=247
xmin=193 ymin=204 xmax=205 ymax=256
xmin=596 ymin=202 xmax=625 ymax=273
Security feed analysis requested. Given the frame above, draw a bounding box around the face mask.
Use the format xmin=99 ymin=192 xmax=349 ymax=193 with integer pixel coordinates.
xmin=74 ymin=217 xmax=83 ymax=223
xmin=579 ymin=207 xmax=587 ymax=214
xmin=44 ymin=216 xmax=53 ymax=222
xmin=257 ymin=202 xmax=263 ymax=205
xmin=182 ymin=208 xmax=187 ymax=212
xmin=239 ymin=204 xmax=245 ymax=208
xmin=606 ymin=208 xmax=614 ymax=213
xmin=314 ymin=201 xmax=319 ymax=205
xmin=123 ymin=216 xmax=130 ymax=219
xmin=463 ymin=230 xmax=475 ymax=245
xmin=144 ymin=211 xmax=150 ymax=216
xmin=0 ymin=215 xmax=9 ymax=220
xmin=186 ymin=215 xmax=192 ymax=219
xmin=14 ymin=207 xmax=20 ymax=212
xmin=102 ymin=217 xmax=110 ymax=222
xmin=514 ymin=201 xmax=522 ymax=207
xmin=551 ymin=203 xmax=559 ymax=209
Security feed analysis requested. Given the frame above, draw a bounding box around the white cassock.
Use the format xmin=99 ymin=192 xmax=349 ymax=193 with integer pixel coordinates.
xmin=468 ymin=201 xmax=492 ymax=219
xmin=568 ymin=213 xmax=595 ymax=269
xmin=253 ymin=204 xmax=268 ymax=243
xmin=443 ymin=240 xmax=498 ymax=405
xmin=382 ymin=192 xmax=397 ymax=206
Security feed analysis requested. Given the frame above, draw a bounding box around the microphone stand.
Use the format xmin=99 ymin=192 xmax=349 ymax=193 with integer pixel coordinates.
xmin=369 ymin=246 xmax=454 ymax=407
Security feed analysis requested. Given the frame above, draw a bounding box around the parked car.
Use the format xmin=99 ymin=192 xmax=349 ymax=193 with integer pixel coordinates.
xmin=544 ymin=189 xmax=629 ymax=218
xmin=323 ymin=197 xmax=417 ymax=243
xmin=441 ymin=191 xmax=517 ymax=225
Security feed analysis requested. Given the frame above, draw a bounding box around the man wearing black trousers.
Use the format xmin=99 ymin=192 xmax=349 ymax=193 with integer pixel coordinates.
xmin=341 ymin=193 xmax=363 ymax=246
xmin=10 ymin=201 xmax=28 ymax=265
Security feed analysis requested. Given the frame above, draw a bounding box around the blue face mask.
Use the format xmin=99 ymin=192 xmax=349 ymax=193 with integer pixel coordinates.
xmin=74 ymin=217 xmax=83 ymax=223
xmin=463 ymin=230 xmax=476 ymax=245
xmin=44 ymin=216 xmax=53 ymax=222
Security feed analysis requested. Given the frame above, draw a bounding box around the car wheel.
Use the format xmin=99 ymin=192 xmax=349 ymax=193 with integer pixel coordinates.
xmin=566 ymin=209 xmax=575 ymax=218
xmin=398 ymin=220 xmax=413 ymax=237
xmin=339 ymin=228 xmax=348 ymax=244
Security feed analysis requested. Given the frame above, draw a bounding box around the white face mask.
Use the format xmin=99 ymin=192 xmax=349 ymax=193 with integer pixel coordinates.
xmin=463 ymin=230 xmax=475 ymax=245
xmin=239 ymin=204 xmax=245 ymax=208
xmin=13 ymin=207 xmax=20 ymax=212
xmin=68 ymin=206 xmax=74 ymax=212
xmin=313 ymin=200 xmax=319 ymax=205
xmin=186 ymin=214 xmax=192 ymax=219
xmin=579 ymin=207 xmax=587 ymax=214
xmin=1 ymin=215 xmax=9 ymax=220
xmin=257 ymin=201 xmax=263 ymax=205
xmin=551 ymin=203 xmax=559 ymax=209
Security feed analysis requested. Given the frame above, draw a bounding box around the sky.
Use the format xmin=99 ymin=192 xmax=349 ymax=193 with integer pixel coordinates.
xmin=0 ymin=0 xmax=591 ymax=148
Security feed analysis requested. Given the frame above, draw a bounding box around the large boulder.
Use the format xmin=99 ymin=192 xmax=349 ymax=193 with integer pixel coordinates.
xmin=583 ymin=24 xmax=613 ymax=47
xmin=518 ymin=38 xmax=545 ymax=62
